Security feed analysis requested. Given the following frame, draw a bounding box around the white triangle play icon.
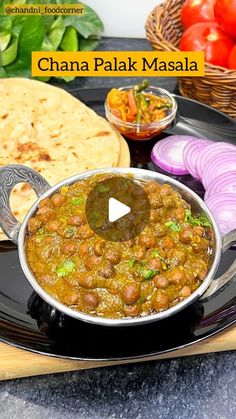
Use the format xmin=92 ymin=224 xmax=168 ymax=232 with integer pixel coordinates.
xmin=108 ymin=197 xmax=131 ymax=223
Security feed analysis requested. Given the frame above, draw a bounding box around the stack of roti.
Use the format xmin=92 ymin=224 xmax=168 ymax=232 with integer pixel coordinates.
xmin=0 ymin=78 xmax=130 ymax=240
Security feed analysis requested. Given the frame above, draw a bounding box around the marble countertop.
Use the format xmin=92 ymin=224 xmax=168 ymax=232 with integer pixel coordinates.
xmin=1 ymin=351 xmax=236 ymax=419
xmin=1 ymin=37 xmax=236 ymax=419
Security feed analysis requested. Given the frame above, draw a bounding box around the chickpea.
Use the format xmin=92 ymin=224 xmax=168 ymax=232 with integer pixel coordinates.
xmin=98 ymin=261 xmax=115 ymax=278
xmin=193 ymin=226 xmax=204 ymax=236
xmin=45 ymin=219 xmax=60 ymax=232
xmin=76 ymin=225 xmax=94 ymax=240
xmin=38 ymin=245 xmax=53 ymax=262
xmin=160 ymin=184 xmax=172 ymax=196
xmin=144 ymin=181 xmax=161 ymax=194
xmin=39 ymin=274 xmax=55 ymax=285
xmin=135 ymin=246 xmax=146 ymax=260
xmin=123 ymin=304 xmax=141 ymax=317
xmin=154 ymin=223 xmax=167 ymax=237
xmin=84 ymin=255 xmax=101 ymax=270
xmin=43 ymin=236 xmax=54 ymax=245
xmin=191 ymin=260 xmax=208 ymax=281
xmin=83 ymin=291 xmax=100 ymax=309
xmin=38 ymin=198 xmax=50 ymax=208
xmin=162 ymin=196 xmax=176 ymax=209
xmin=179 ymin=286 xmax=192 ymax=298
xmin=152 ymin=291 xmax=170 ymax=311
xmin=36 ymin=206 xmax=55 ymax=222
xmin=167 ymin=248 xmax=186 ymax=265
xmin=179 ymin=227 xmax=193 ymax=244
xmin=192 ymin=237 xmax=209 ymax=252
xmin=157 ymin=249 xmax=166 ymax=259
xmin=174 ymin=207 xmax=186 ymax=221
xmin=198 ymin=268 xmax=208 ymax=281
xmin=108 ymin=279 xmax=121 ymax=295
xmin=147 ymin=258 xmax=162 ymax=270
xmin=51 ymin=193 xmax=66 ymax=207
xmin=28 ymin=217 xmax=42 ymax=233
xmin=68 ymin=215 xmax=84 ymax=227
xmin=63 ymin=290 xmax=79 ymax=306
xmin=159 ymin=235 xmax=174 ymax=251
xmin=121 ymin=283 xmax=141 ymax=305
xmin=150 ymin=210 xmax=159 ymax=223
xmin=104 ymin=248 xmax=121 ymax=265
xmin=169 ymin=267 xmax=186 ymax=286
xmin=139 ymin=234 xmax=156 ymax=249
xmin=153 ymin=275 xmax=169 ymax=289
xmin=79 ymin=241 xmax=92 ymax=257
xmin=94 ymin=239 xmax=105 ymax=256
xmin=62 ymin=240 xmax=77 ymax=255
xmin=149 ymin=194 xmax=163 ymax=209
xmin=78 ymin=273 xmax=96 ymax=289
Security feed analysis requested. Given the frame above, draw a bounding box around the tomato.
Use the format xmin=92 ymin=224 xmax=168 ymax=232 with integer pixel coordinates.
xmin=180 ymin=22 xmax=234 ymax=67
xmin=228 ymin=45 xmax=236 ymax=69
xmin=214 ymin=0 xmax=236 ymax=38
xmin=181 ymin=0 xmax=216 ymax=29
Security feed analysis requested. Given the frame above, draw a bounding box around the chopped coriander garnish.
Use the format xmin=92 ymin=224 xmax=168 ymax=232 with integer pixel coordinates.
xmin=71 ymin=196 xmax=85 ymax=205
xmin=55 ymin=260 xmax=76 ymax=278
xmin=165 ymin=220 xmax=181 ymax=232
xmin=151 ymin=249 xmax=161 ymax=258
xmin=140 ymin=268 xmax=158 ymax=280
xmin=151 ymin=249 xmax=165 ymax=261
xmin=185 ymin=209 xmax=211 ymax=227
xmin=127 ymin=258 xmax=136 ymax=268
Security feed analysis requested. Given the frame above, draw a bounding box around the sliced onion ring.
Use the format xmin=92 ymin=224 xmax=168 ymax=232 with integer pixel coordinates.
xmin=205 ymin=192 xmax=236 ymax=235
xmin=202 ymin=151 xmax=236 ymax=190
xmin=151 ymin=135 xmax=197 ymax=175
xmin=205 ymin=171 xmax=236 ymax=201
xmin=195 ymin=142 xmax=236 ymax=182
xmin=183 ymin=139 xmax=212 ymax=180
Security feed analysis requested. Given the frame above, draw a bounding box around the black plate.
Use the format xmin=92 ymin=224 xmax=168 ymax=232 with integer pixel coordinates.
xmin=1 ymin=89 xmax=236 ymax=361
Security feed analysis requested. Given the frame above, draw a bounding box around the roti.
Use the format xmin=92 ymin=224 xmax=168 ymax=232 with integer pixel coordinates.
xmin=0 ymin=78 xmax=129 ymax=241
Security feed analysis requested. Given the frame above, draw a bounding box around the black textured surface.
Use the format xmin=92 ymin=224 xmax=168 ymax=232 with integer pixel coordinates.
xmin=1 ymin=352 xmax=236 ymax=419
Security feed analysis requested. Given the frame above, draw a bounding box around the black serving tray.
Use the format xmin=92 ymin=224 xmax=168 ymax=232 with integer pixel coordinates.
xmin=0 ymin=88 xmax=236 ymax=360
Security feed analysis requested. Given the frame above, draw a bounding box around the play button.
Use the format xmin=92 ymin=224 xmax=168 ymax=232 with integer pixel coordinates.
xmin=85 ymin=175 xmax=150 ymax=242
xmin=108 ymin=198 xmax=130 ymax=222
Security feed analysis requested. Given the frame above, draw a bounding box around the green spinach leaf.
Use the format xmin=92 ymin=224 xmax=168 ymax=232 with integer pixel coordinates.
xmin=64 ymin=4 xmax=104 ymax=39
xmin=165 ymin=220 xmax=181 ymax=232
xmin=186 ymin=209 xmax=211 ymax=227
xmin=0 ymin=35 xmax=18 ymax=66
xmin=55 ymin=260 xmax=76 ymax=277
xmin=48 ymin=16 xmax=65 ymax=50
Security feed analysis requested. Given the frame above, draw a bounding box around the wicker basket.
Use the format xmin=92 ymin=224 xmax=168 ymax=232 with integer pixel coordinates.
xmin=145 ymin=0 xmax=236 ymax=118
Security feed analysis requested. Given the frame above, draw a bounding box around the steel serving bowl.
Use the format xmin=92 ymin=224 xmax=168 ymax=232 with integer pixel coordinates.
xmin=0 ymin=165 xmax=235 ymax=327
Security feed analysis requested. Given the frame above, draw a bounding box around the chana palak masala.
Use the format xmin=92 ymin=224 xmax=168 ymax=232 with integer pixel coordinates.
xmin=26 ymin=174 xmax=215 ymax=319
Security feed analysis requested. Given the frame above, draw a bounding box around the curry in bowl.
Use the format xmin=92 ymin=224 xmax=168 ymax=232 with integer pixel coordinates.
xmin=26 ymin=173 xmax=215 ymax=319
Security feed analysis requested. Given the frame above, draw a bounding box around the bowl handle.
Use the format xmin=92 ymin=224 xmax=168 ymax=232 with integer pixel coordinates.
xmin=0 ymin=164 xmax=51 ymax=244
xmin=200 ymin=229 xmax=236 ymax=301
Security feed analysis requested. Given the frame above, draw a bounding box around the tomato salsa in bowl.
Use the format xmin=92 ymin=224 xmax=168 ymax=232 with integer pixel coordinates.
xmin=0 ymin=165 xmax=235 ymax=327
xmin=105 ymin=81 xmax=177 ymax=141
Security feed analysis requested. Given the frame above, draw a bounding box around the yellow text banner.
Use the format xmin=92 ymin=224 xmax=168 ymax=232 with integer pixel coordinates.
xmin=32 ymin=51 xmax=205 ymax=77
